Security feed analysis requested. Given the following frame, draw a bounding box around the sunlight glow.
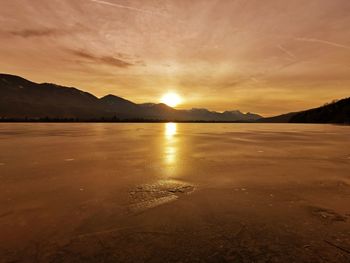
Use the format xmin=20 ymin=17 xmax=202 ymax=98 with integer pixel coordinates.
xmin=161 ymin=92 xmax=182 ymax=107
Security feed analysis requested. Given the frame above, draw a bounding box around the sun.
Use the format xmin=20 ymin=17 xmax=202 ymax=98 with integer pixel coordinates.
xmin=161 ymin=92 xmax=182 ymax=107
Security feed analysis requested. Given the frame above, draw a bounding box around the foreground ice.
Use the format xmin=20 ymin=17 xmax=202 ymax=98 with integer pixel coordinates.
xmin=0 ymin=123 xmax=349 ymax=262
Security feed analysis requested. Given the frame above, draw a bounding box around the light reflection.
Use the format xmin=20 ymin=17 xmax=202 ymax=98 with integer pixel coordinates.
xmin=165 ymin=122 xmax=177 ymax=139
xmin=165 ymin=146 xmax=176 ymax=164
xmin=164 ymin=123 xmax=178 ymax=170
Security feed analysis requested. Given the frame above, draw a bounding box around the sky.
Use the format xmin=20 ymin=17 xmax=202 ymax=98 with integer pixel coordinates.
xmin=0 ymin=0 xmax=349 ymax=116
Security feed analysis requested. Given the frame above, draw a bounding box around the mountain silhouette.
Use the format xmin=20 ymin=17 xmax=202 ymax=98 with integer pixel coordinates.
xmin=259 ymin=98 xmax=350 ymax=124
xmin=289 ymin=98 xmax=350 ymax=123
xmin=0 ymin=73 xmax=261 ymax=122
xmin=258 ymin=112 xmax=298 ymax=123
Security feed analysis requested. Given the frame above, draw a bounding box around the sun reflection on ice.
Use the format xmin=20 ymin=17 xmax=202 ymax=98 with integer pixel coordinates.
xmin=165 ymin=146 xmax=176 ymax=164
xmin=164 ymin=123 xmax=178 ymax=170
xmin=165 ymin=122 xmax=177 ymax=139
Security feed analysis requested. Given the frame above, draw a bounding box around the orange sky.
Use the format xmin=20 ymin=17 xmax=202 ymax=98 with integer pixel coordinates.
xmin=0 ymin=0 xmax=349 ymax=116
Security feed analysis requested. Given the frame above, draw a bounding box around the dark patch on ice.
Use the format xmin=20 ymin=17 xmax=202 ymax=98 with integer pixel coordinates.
xmin=128 ymin=180 xmax=195 ymax=212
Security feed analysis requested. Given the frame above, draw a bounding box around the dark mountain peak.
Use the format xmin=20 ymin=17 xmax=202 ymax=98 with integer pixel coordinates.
xmin=102 ymin=94 xmax=118 ymax=99
xmin=0 ymin=73 xmax=29 ymax=80
xmin=0 ymin=73 xmax=35 ymax=86
xmin=0 ymin=74 xmax=98 ymax=101
xmin=101 ymin=94 xmax=123 ymax=100
xmin=223 ymin=110 xmax=242 ymax=114
xmin=190 ymin=108 xmax=212 ymax=113
xmin=139 ymin=103 xmax=172 ymax=110
xmin=245 ymin=112 xmax=262 ymax=118
xmin=221 ymin=110 xmax=262 ymax=121
xmin=100 ymin=94 xmax=135 ymax=105
xmin=99 ymin=94 xmax=139 ymax=117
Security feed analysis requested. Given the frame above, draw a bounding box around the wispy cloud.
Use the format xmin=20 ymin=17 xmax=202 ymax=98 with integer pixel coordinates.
xmin=69 ymin=49 xmax=139 ymax=68
xmin=277 ymin=45 xmax=296 ymax=60
xmin=4 ymin=24 xmax=86 ymax=38
xmin=89 ymin=0 xmax=168 ymax=17
xmin=7 ymin=28 xmax=65 ymax=38
xmin=296 ymin=37 xmax=350 ymax=50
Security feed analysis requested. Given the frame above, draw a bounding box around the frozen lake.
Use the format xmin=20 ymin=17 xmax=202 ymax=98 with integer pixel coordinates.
xmin=0 ymin=123 xmax=350 ymax=262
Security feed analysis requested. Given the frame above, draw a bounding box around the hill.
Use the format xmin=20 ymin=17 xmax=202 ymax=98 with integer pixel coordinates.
xmin=290 ymin=98 xmax=350 ymax=124
xmin=258 ymin=98 xmax=350 ymax=124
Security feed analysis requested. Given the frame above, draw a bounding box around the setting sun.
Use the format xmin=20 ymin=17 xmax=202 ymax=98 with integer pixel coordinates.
xmin=161 ymin=92 xmax=182 ymax=108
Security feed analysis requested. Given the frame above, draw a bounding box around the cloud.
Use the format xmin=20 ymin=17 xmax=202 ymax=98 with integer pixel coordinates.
xmin=89 ymin=0 xmax=168 ymax=17
xmin=69 ymin=49 xmax=137 ymax=68
xmin=4 ymin=23 xmax=87 ymax=39
xmin=296 ymin=37 xmax=350 ymax=50
xmin=7 ymin=28 xmax=65 ymax=38
xmin=277 ymin=45 xmax=296 ymax=60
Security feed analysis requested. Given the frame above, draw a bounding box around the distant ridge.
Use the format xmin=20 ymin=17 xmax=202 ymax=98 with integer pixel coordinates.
xmin=0 ymin=73 xmax=261 ymax=122
xmin=289 ymin=98 xmax=350 ymax=124
xmin=258 ymin=112 xmax=297 ymax=123
xmin=259 ymin=98 xmax=350 ymax=124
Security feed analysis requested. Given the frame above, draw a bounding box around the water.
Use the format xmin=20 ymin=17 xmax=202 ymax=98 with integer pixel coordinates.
xmin=0 ymin=123 xmax=349 ymax=262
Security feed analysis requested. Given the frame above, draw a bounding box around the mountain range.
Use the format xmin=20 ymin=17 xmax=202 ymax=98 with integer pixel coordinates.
xmin=1 ymin=73 xmax=349 ymax=123
xmin=0 ymin=73 xmax=261 ymax=122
